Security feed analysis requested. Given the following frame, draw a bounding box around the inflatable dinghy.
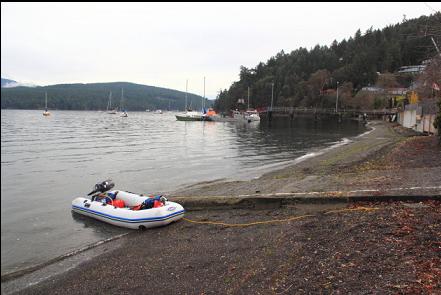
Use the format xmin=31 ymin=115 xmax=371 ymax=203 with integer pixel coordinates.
xmin=72 ymin=180 xmax=185 ymax=230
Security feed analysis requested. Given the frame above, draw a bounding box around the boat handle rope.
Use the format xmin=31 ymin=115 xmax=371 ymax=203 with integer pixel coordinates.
xmin=182 ymin=206 xmax=379 ymax=228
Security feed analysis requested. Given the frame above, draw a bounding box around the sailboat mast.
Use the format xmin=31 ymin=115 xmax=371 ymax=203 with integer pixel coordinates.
xmin=109 ymin=91 xmax=112 ymax=109
xmin=121 ymin=88 xmax=124 ymax=110
xmin=45 ymin=92 xmax=48 ymax=109
xmin=185 ymin=79 xmax=188 ymax=110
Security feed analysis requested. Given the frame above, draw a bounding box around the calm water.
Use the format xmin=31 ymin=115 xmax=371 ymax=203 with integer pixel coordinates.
xmin=1 ymin=110 xmax=366 ymax=274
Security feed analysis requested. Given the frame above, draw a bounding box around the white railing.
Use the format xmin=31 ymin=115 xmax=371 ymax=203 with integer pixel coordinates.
xmin=260 ymin=107 xmax=396 ymax=114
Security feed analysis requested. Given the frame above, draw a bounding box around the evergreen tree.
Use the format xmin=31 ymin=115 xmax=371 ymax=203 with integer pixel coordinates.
xmin=214 ymin=13 xmax=441 ymax=112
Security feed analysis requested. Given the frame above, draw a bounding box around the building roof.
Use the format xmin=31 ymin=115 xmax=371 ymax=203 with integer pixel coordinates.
xmin=397 ymin=65 xmax=426 ymax=74
xmin=361 ymin=86 xmax=383 ymax=92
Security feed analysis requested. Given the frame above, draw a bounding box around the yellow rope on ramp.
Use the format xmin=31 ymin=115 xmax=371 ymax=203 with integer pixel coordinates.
xmin=183 ymin=214 xmax=315 ymax=227
xmin=183 ymin=207 xmax=380 ymax=228
xmin=324 ymin=206 xmax=380 ymax=214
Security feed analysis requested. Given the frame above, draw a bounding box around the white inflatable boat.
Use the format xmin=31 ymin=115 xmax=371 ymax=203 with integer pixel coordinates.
xmin=72 ymin=181 xmax=185 ymax=230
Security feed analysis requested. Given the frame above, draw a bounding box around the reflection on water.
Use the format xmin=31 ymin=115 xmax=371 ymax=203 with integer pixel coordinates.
xmin=70 ymin=211 xmax=128 ymax=234
xmin=1 ymin=110 xmax=366 ymax=274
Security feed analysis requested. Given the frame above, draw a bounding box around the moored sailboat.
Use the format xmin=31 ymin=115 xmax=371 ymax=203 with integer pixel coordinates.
xmin=43 ymin=92 xmax=51 ymax=116
xmin=244 ymin=87 xmax=260 ymax=122
xmin=119 ymin=88 xmax=128 ymax=117
xmin=231 ymin=87 xmax=260 ymax=123
xmin=175 ymin=78 xmax=208 ymax=121
xmin=107 ymin=91 xmax=118 ymax=114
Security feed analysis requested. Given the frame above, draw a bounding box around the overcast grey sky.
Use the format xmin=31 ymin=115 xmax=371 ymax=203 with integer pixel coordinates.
xmin=2 ymin=2 xmax=440 ymax=98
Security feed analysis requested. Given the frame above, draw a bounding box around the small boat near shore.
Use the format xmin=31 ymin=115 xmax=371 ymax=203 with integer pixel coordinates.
xmin=233 ymin=109 xmax=260 ymax=123
xmin=207 ymin=109 xmax=260 ymax=123
xmin=229 ymin=87 xmax=260 ymax=122
xmin=72 ymin=180 xmax=185 ymax=230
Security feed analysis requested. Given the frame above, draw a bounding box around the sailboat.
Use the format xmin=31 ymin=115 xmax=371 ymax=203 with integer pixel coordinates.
xmin=107 ymin=91 xmax=118 ymax=114
xmin=231 ymin=87 xmax=260 ymax=123
xmin=244 ymin=86 xmax=260 ymax=122
xmin=119 ymin=88 xmax=128 ymax=117
xmin=43 ymin=92 xmax=51 ymax=116
xmin=176 ymin=78 xmax=208 ymax=121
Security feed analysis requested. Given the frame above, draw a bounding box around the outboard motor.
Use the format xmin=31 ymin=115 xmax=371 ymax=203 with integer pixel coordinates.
xmin=87 ymin=179 xmax=115 ymax=196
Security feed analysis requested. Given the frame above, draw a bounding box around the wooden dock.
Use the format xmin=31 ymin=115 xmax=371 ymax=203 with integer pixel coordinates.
xmin=259 ymin=107 xmax=397 ymax=121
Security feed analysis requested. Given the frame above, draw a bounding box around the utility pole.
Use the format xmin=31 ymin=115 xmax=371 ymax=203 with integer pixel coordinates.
xmin=247 ymin=86 xmax=250 ymax=109
xmin=270 ymin=82 xmax=274 ymax=111
xmin=203 ymin=76 xmax=205 ymax=110
xmin=336 ymin=81 xmax=339 ymax=113
xmin=431 ymin=36 xmax=441 ymax=56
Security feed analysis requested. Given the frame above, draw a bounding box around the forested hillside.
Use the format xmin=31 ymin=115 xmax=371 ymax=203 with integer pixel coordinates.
xmin=1 ymin=82 xmax=210 ymax=111
xmin=214 ymin=13 xmax=441 ymax=111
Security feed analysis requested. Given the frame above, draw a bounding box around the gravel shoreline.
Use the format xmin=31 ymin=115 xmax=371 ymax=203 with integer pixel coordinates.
xmin=4 ymin=121 xmax=441 ymax=294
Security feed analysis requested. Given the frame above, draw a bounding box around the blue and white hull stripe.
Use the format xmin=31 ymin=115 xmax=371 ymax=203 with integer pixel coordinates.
xmin=72 ymin=205 xmax=185 ymax=224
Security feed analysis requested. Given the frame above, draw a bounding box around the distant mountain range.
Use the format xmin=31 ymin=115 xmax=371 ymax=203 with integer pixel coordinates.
xmin=1 ymin=80 xmax=212 ymax=111
xmin=1 ymin=78 xmax=38 ymax=88
xmin=1 ymin=78 xmax=19 ymax=88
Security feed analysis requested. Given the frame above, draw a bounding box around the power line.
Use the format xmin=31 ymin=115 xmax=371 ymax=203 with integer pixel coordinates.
xmin=424 ymin=2 xmax=440 ymax=14
xmin=423 ymin=2 xmax=441 ymax=22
